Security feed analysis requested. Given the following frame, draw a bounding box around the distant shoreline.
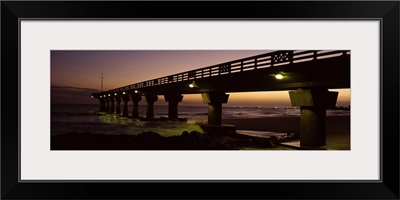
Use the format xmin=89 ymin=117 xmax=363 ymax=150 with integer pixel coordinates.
xmin=51 ymin=103 xmax=350 ymax=110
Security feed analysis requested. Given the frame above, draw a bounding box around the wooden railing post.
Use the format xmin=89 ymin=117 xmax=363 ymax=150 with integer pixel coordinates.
xmin=271 ymin=54 xmax=275 ymax=67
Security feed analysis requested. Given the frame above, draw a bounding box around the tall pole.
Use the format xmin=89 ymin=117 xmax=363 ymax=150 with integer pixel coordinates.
xmin=99 ymin=73 xmax=105 ymax=92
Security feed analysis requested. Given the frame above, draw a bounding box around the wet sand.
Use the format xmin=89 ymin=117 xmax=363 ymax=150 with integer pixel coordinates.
xmin=223 ymin=116 xmax=350 ymax=150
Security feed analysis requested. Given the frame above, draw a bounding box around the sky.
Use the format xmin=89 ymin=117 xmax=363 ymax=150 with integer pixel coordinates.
xmin=51 ymin=50 xmax=350 ymax=106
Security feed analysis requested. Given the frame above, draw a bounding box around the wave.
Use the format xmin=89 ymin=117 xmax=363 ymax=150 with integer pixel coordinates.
xmin=51 ymin=104 xmax=350 ymax=136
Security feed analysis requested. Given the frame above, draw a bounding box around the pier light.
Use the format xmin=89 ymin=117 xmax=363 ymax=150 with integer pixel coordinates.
xmin=275 ymin=74 xmax=284 ymax=80
xmin=189 ymin=81 xmax=196 ymax=88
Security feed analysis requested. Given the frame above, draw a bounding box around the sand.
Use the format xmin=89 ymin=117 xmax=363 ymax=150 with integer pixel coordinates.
xmin=223 ymin=116 xmax=350 ymax=150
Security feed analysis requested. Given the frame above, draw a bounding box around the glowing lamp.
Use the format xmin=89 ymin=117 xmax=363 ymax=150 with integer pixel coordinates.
xmin=275 ymin=74 xmax=283 ymax=80
xmin=189 ymin=81 xmax=196 ymax=88
xmin=123 ymin=92 xmax=126 ymax=95
xmin=108 ymin=94 xmax=111 ymax=96
xmin=114 ymin=93 xmax=117 ymax=96
xmin=134 ymin=90 xmax=138 ymax=93
xmin=91 ymin=96 xmax=94 ymax=98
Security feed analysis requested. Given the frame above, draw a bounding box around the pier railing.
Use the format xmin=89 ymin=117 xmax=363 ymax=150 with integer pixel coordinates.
xmin=104 ymin=50 xmax=350 ymax=94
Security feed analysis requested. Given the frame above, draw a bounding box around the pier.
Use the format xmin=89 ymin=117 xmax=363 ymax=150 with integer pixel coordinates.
xmin=92 ymin=50 xmax=350 ymax=148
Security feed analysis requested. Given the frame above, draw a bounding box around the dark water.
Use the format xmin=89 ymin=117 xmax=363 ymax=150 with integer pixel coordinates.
xmin=51 ymin=104 xmax=349 ymax=136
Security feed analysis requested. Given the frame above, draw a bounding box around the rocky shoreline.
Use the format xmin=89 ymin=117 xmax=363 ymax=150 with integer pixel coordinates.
xmin=51 ymin=131 xmax=298 ymax=150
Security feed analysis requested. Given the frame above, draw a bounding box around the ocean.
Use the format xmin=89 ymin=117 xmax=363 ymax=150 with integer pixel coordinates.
xmin=51 ymin=104 xmax=350 ymax=137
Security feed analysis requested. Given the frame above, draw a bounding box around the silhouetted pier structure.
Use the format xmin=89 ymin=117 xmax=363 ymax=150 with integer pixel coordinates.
xmin=92 ymin=50 xmax=350 ymax=148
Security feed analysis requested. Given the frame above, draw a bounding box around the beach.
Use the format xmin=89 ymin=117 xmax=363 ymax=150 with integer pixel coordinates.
xmin=51 ymin=104 xmax=350 ymax=150
xmin=51 ymin=115 xmax=350 ymax=150
xmin=223 ymin=116 xmax=350 ymax=150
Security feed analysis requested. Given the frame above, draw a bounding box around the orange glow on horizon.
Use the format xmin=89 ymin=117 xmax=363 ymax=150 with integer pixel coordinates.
xmin=133 ymin=89 xmax=350 ymax=107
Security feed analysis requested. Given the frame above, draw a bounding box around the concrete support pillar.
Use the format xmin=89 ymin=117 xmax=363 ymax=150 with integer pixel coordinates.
xmin=289 ymin=88 xmax=338 ymax=148
xmin=122 ymin=95 xmax=130 ymax=117
xmin=115 ymin=95 xmax=122 ymax=115
xmin=201 ymin=92 xmax=229 ymax=125
xmin=109 ymin=96 xmax=115 ymax=114
xmin=101 ymin=98 xmax=106 ymax=112
xmin=164 ymin=94 xmax=184 ymax=120
xmin=105 ymin=97 xmax=110 ymax=113
xmin=145 ymin=94 xmax=158 ymax=120
xmin=131 ymin=94 xmax=142 ymax=118
xmin=98 ymin=97 xmax=106 ymax=112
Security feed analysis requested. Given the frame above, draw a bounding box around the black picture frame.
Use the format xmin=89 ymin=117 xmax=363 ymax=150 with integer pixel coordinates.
xmin=1 ymin=1 xmax=399 ymax=199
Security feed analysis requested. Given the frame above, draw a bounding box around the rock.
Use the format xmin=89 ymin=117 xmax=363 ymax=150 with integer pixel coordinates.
xmin=137 ymin=131 xmax=162 ymax=140
xmin=181 ymin=131 xmax=190 ymax=137
xmin=189 ymin=131 xmax=202 ymax=139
